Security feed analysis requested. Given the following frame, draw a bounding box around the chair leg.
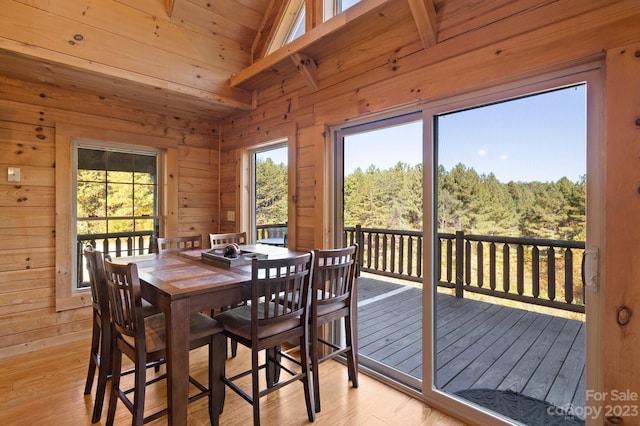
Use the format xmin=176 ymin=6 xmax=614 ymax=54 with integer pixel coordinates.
xmin=210 ymin=334 xmax=226 ymax=425
xmin=133 ymin=354 xmax=147 ymax=425
xmin=345 ymin=314 xmax=359 ymax=388
xmin=105 ymin=348 xmax=122 ymax=426
xmin=231 ymin=338 xmax=238 ymax=357
xmin=91 ymin=324 xmax=112 ymax=423
xmin=299 ymin=334 xmax=316 ymax=422
xmin=311 ymin=328 xmax=321 ymax=413
xmin=84 ymin=316 xmax=100 ymax=395
xmin=251 ymin=348 xmax=261 ymax=426
xmin=265 ymin=346 xmax=280 ymax=388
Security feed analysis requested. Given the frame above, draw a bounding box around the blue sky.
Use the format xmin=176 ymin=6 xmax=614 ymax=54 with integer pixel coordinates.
xmin=344 ymin=85 xmax=586 ymax=183
xmin=260 ymin=85 xmax=586 ymax=184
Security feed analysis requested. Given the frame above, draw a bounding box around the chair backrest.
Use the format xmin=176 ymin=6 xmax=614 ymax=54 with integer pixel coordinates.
xmin=103 ymin=258 xmax=145 ymax=344
xmin=209 ymin=232 xmax=247 ymax=248
xmin=312 ymin=244 xmax=358 ymax=318
xmin=156 ymin=235 xmax=202 ymax=253
xmin=250 ymin=253 xmax=314 ymax=340
xmin=83 ymin=244 xmax=109 ymax=317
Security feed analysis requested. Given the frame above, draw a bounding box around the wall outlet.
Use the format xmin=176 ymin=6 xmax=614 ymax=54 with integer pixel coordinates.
xmin=227 ymin=210 xmax=236 ymax=222
xmin=8 ymin=167 xmax=21 ymax=182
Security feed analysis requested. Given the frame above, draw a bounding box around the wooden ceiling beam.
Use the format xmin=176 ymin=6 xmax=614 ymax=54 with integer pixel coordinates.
xmin=291 ymin=52 xmax=318 ymax=91
xmin=165 ymin=0 xmax=176 ymax=17
xmin=407 ymin=0 xmax=438 ymax=49
xmin=230 ymin=0 xmax=391 ymax=89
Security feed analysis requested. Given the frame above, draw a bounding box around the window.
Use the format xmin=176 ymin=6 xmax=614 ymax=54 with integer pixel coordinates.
xmin=75 ymin=144 xmax=160 ymax=290
xmin=286 ymin=2 xmax=306 ymax=44
xmin=55 ymin=124 xmax=177 ymax=311
xmin=338 ymin=0 xmax=361 ymax=13
xmin=334 ymin=111 xmax=423 ymax=390
xmin=328 ymin=65 xmax=602 ymax=424
xmin=251 ymin=143 xmax=288 ymax=243
xmin=268 ymin=0 xmax=364 ymax=54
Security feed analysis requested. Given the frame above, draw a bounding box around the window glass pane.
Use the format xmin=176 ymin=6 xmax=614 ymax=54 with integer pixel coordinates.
xmin=106 ymin=151 xmax=135 ymax=182
xmin=134 ymin=184 xmax=155 ymax=216
xmin=76 ymin=146 xmax=158 ymax=289
xmin=135 ymin=218 xmax=155 ymax=232
xmin=253 ymin=145 xmax=288 ymax=243
xmin=77 ymin=182 xmax=106 ymax=218
xmin=339 ymin=0 xmax=361 ymax=12
xmin=340 ymin=114 xmax=423 ymax=391
xmin=107 ymin=183 xmax=134 ymax=216
xmin=107 ymin=170 xmax=133 ymax=183
xmin=77 ymin=168 xmax=106 ymax=183
xmin=433 ymin=85 xmax=587 ymax=423
xmin=108 ymin=219 xmax=134 ymax=233
xmin=286 ymin=7 xmax=305 ymax=43
xmin=78 ymin=148 xmax=107 ymax=171
xmin=77 ymin=219 xmax=106 ymax=236
xmin=134 ymin=154 xmax=157 ymax=177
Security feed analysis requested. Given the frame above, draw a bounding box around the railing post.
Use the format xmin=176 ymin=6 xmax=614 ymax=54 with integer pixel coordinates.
xmin=356 ymin=224 xmax=363 ymax=277
xmin=455 ymin=230 xmax=464 ymax=298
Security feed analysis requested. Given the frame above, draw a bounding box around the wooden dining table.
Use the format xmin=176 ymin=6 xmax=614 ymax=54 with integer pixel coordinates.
xmin=116 ymin=244 xmax=302 ymax=425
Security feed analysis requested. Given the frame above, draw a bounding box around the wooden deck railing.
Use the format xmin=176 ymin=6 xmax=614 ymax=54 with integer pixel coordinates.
xmin=76 ymin=231 xmax=155 ymax=287
xmin=345 ymin=225 xmax=586 ymax=313
xmin=76 ymin=225 xmax=585 ymax=313
xmin=256 ymin=223 xmax=287 ymax=239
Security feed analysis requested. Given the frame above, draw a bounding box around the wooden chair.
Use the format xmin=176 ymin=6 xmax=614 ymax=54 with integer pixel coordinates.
xmin=309 ymin=244 xmax=359 ymax=413
xmin=103 ymin=258 xmax=225 ymax=426
xmin=215 ymin=253 xmax=316 ymax=426
xmin=209 ymin=232 xmax=248 ymax=357
xmin=82 ymin=245 xmax=161 ymax=423
xmin=155 ymin=235 xmax=202 ymax=253
xmin=82 ymin=245 xmax=112 ymax=423
xmin=209 ymin=232 xmax=247 ymax=248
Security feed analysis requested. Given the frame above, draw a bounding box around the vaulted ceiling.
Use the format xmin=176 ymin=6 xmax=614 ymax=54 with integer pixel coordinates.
xmin=0 ymin=0 xmax=444 ymax=123
xmin=2 ymin=0 xmax=569 ymax=124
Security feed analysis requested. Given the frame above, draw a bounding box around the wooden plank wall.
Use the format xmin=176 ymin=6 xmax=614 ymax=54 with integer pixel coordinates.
xmin=219 ymin=0 xmax=640 ymax=422
xmin=0 ymin=76 xmax=219 ymax=358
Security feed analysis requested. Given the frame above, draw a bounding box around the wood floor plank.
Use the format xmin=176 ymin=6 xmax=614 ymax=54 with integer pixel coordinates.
xmin=0 ymin=337 xmax=466 ymax=426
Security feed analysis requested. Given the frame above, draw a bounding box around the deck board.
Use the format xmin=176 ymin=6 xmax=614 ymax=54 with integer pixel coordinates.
xmin=356 ymin=275 xmax=586 ymax=416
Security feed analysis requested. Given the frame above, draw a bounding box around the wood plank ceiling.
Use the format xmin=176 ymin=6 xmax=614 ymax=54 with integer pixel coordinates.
xmin=1 ymin=0 xmax=541 ymax=123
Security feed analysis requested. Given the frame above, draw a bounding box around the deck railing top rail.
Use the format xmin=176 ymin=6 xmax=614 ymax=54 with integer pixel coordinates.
xmin=345 ymin=225 xmax=585 ymax=314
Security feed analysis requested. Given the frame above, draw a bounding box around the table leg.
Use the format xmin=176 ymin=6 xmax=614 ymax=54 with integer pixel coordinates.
xmin=165 ymin=298 xmax=190 ymax=425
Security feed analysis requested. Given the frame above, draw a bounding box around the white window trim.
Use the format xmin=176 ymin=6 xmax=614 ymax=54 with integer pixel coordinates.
xmin=73 ymin=140 xmax=161 ymax=291
xmin=55 ymin=124 xmax=178 ymax=311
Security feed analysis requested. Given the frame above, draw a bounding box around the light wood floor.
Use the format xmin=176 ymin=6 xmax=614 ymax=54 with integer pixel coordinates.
xmin=0 ymin=338 xmax=466 ymax=425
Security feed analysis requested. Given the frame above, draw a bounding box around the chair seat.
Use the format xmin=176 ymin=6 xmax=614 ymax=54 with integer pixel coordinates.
xmin=280 ymin=290 xmax=346 ymax=318
xmin=316 ymin=299 xmax=348 ymax=317
xmin=121 ymin=312 xmax=223 ymax=354
xmin=216 ymin=303 xmax=298 ymax=341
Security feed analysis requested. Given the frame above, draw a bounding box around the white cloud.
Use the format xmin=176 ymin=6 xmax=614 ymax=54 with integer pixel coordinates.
xmin=477 ymin=148 xmax=487 ymax=156
xmin=499 ymin=154 xmax=508 ymax=160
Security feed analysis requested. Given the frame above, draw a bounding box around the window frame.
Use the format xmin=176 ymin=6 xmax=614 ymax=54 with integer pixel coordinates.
xmin=249 ymin=141 xmax=289 ymax=242
xmin=55 ymin=124 xmax=178 ymax=311
xmin=73 ymin=140 xmax=161 ymax=291
xmin=326 ymin=63 xmax=603 ymax=424
xmin=420 ymin=64 xmax=603 ymax=424
xmin=238 ymin=124 xmax=297 ymax=248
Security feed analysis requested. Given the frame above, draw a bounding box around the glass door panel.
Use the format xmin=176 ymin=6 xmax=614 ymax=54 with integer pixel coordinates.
xmin=433 ymin=85 xmax=587 ymax=425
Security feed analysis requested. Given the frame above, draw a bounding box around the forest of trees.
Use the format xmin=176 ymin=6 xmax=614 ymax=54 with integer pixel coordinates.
xmin=76 ymin=169 xmax=156 ymax=236
xmin=253 ymin=159 xmax=586 ymax=241
xmin=76 ymin=156 xmax=585 ymax=244
xmin=345 ymin=162 xmax=585 ymax=240
xmin=255 ymin=158 xmax=288 ymax=226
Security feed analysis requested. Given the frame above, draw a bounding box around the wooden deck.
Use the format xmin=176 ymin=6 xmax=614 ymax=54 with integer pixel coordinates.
xmin=357 ymin=275 xmax=586 ymax=414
